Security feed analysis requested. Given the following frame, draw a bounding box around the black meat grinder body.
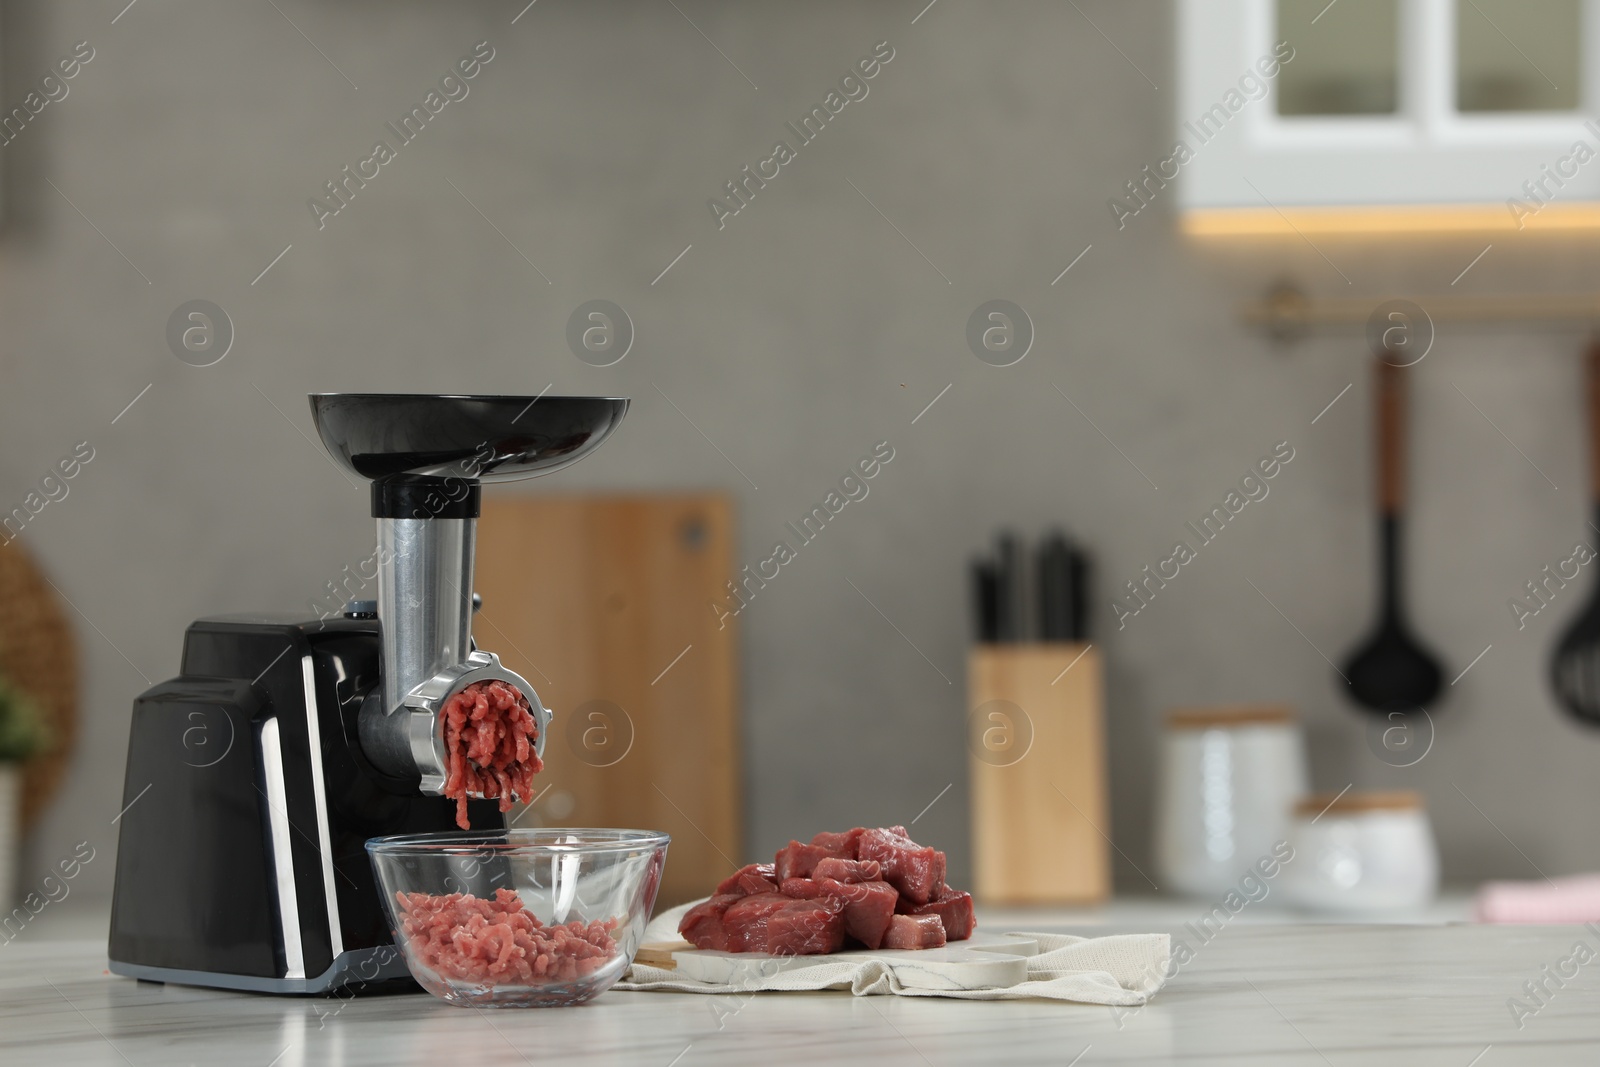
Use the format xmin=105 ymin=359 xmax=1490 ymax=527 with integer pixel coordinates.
xmin=107 ymin=394 xmax=628 ymax=994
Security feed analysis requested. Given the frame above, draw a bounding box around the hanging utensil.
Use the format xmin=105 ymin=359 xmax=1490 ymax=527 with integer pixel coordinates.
xmin=1340 ymin=352 xmax=1443 ymax=714
xmin=1550 ymin=341 xmax=1600 ymax=725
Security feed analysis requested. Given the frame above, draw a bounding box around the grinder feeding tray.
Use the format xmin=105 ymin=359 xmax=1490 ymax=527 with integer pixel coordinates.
xmin=315 ymin=394 xmax=625 ymax=824
xmin=108 ymin=393 xmax=627 ymax=995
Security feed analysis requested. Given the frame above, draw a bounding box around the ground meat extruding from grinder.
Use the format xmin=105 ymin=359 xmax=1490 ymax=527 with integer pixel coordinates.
xmin=442 ymin=680 xmax=543 ymax=830
xmin=396 ymin=887 xmax=617 ymax=986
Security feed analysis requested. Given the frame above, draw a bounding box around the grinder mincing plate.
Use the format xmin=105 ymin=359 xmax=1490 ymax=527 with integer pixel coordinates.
xmin=107 ymin=394 xmax=628 ymax=994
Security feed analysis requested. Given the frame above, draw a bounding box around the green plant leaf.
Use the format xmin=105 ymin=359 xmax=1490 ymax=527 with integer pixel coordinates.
xmin=0 ymin=675 xmax=49 ymax=763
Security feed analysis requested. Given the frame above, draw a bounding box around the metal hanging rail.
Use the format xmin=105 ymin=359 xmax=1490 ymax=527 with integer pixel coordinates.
xmin=1243 ymin=284 xmax=1600 ymax=343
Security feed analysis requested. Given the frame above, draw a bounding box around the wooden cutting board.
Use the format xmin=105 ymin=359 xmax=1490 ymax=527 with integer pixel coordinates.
xmin=636 ymin=933 xmax=1040 ymax=990
xmin=474 ymin=493 xmax=739 ymax=907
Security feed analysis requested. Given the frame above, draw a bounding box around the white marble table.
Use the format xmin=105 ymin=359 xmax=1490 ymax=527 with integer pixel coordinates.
xmin=3 ymin=919 xmax=1595 ymax=1065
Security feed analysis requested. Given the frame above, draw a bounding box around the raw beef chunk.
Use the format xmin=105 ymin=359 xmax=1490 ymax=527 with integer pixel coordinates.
xmin=775 ymin=875 xmax=895 ymax=948
xmin=897 ymin=885 xmax=976 ymax=941
xmin=765 ymin=898 xmax=847 ymax=955
xmin=857 ymin=827 xmax=947 ymax=905
xmin=718 ymin=892 xmax=845 ymax=955
xmin=809 ymin=827 xmax=867 ymax=857
xmin=715 ymin=863 xmax=778 ymax=897
xmin=882 ymin=913 xmax=946 ymax=950
xmin=678 ymin=893 xmax=742 ymax=951
xmin=774 ymin=841 xmax=844 ymax=881
xmin=721 ymin=892 xmax=793 ymax=952
xmin=832 ymin=878 xmax=899 ymax=950
xmin=777 ymin=877 xmax=832 ymax=900
xmin=811 ymin=857 xmax=881 ymax=884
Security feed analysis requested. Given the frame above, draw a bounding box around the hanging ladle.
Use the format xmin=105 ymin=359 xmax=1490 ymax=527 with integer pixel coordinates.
xmin=1340 ymin=351 xmax=1444 ymax=714
xmin=1550 ymin=340 xmax=1600 ymax=725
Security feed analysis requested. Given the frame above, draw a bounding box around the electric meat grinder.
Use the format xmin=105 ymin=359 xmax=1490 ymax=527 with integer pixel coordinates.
xmin=108 ymin=393 xmax=628 ymax=993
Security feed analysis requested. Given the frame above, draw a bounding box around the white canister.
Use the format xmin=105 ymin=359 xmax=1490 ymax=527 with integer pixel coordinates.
xmin=1154 ymin=705 xmax=1308 ymax=897
xmin=1281 ymin=790 xmax=1439 ymax=913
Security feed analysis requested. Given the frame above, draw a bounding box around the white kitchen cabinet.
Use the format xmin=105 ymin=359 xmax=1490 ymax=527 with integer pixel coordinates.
xmin=1176 ymin=0 xmax=1600 ymax=232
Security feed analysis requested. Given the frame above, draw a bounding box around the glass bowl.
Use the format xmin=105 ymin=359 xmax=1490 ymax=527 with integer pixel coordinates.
xmin=367 ymin=828 xmax=669 ymax=1007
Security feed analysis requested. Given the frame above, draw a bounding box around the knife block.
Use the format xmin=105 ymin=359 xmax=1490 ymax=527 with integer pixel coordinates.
xmin=968 ymin=643 xmax=1109 ymax=904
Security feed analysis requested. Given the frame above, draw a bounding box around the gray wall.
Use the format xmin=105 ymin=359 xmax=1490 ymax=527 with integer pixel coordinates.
xmin=4 ymin=0 xmax=1597 ymax=907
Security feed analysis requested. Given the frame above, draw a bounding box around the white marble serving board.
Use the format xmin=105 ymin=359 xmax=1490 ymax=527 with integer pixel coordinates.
xmin=668 ymin=932 xmax=1040 ymax=991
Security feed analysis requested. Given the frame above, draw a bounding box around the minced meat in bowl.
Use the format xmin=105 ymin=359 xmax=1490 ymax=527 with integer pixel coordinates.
xmin=367 ymin=828 xmax=669 ymax=1007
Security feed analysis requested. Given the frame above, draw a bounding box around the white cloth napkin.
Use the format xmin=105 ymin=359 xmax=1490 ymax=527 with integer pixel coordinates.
xmin=617 ymin=902 xmax=1171 ymax=1004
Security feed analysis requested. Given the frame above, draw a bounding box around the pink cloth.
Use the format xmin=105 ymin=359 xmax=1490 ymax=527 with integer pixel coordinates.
xmin=1475 ymin=874 xmax=1600 ymax=924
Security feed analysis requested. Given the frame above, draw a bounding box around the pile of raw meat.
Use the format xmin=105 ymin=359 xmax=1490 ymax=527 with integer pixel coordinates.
xmin=679 ymin=826 xmax=975 ymax=955
xmin=442 ymin=680 xmax=543 ymax=830
xmin=395 ymin=887 xmax=618 ymax=986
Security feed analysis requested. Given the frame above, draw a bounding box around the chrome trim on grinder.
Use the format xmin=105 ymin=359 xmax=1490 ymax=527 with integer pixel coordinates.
xmin=259 ymin=717 xmax=305 ymax=980
xmin=300 ymin=653 xmax=344 ymax=959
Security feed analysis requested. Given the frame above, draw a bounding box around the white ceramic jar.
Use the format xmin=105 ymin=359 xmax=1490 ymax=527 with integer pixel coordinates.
xmin=1280 ymin=790 xmax=1439 ymax=913
xmin=1154 ymin=705 xmax=1308 ymax=897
